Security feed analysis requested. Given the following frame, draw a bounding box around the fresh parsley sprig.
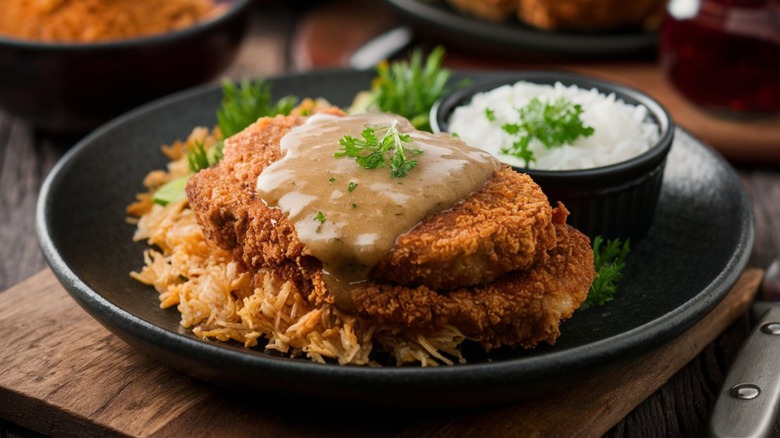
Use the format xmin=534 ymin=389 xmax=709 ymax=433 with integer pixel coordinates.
xmin=362 ymin=47 xmax=451 ymax=131
xmin=499 ymin=97 xmax=594 ymax=167
xmin=153 ymin=80 xmax=297 ymax=205
xmin=335 ymin=122 xmax=422 ymax=178
xmin=217 ymin=79 xmax=298 ymax=138
xmin=581 ymin=236 xmax=630 ymax=310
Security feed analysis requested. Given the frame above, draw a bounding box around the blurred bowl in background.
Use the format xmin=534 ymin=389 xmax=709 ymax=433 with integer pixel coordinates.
xmin=432 ymin=71 xmax=675 ymax=241
xmin=0 ymin=0 xmax=252 ymax=135
xmin=384 ymin=0 xmax=659 ymax=58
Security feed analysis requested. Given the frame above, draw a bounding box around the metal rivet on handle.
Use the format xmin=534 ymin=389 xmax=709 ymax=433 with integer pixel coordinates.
xmin=730 ymin=383 xmax=761 ymax=400
xmin=760 ymin=322 xmax=780 ymax=335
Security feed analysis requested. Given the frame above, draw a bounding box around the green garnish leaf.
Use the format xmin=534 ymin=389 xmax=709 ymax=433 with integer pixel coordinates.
xmin=315 ymin=211 xmax=326 ymax=224
xmin=582 ymin=236 xmax=630 ymax=310
xmin=153 ymin=175 xmax=190 ymax=206
xmin=187 ymin=80 xmax=296 ymax=173
xmin=187 ymin=140 xmax=223 ymax=173
xmin=501 ymin=137 xmax=534 ymax=167
xmin=365 ymin=46 xmax=451 ymax=131
xmin=485 ymin=107 xmax=496 ymax=122
xmin=499 ymin=97 xmax=594 ymax=167
xmin=501 ymin=123 xmax=521 ymax=135
xmin=335 ymin=122 xmax=422 ymax=178
xmin=163 ymin=81 xmax=297 ymax=206
xmin=208 ymin=140 xmax=224 ymax=164
xmin=348 ymin=182 xmax=358 ymax=192
xmin=216 ymin=79 xmax=298 ymax=138
xmin=329 ymin=177 xmax=336 ymax=183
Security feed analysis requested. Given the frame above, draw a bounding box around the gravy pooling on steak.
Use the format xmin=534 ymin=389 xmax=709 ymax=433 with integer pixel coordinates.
xmin=256 ymin=113 xmax=500 ymax=309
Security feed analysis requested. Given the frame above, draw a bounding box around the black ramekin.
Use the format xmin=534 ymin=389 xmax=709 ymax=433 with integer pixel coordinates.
xmin=432 ymin=71 xmax=675 ymax=241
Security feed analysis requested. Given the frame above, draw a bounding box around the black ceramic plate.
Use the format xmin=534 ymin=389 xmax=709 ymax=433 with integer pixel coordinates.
xmin=385 ymin=0 xmax=657 ymax=56
xmin=37 ymin=70 xmax=753 ymax=408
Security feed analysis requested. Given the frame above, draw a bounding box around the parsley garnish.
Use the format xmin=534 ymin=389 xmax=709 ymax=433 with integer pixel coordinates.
xmin=485 ymin=107 xmax=496 ymax=121
xmin=187 ymin=141 xmax=223 ymax=173
xmin=314 ymin=211 xmax=326 ymax=224
xmin=335 ymin=122 xmax=422 ymax=178
xmin=348 ymin=182 xmax=358 ymax=192
xmin=366 ymin=47 xmax=451 ymax=131
xmin=328 ymin=177 xmax=336 ymax=183
xmin=217 ymin=79 xmax=298 ymax=138
xmin=581 ymin=236 xmax=630 ymax=310
xmin=154 ymin=80 xmax=297 ymax=206
xmin=499 ymin=97 xmax=594 ymax=167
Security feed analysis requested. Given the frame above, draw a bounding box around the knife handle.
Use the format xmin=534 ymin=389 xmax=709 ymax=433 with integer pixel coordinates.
xmin=709 ymin=306 xmax=780 ymax=438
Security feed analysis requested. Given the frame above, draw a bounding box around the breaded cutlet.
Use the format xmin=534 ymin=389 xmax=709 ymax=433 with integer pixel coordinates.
xmin=186 ymin=113 xmax=594 ymax=349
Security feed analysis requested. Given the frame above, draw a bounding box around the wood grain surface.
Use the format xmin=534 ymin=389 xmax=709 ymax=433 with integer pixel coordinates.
xmin=0 ymin=269 xmax=763 ymax=437
xmin=1 ymin=1 xmax=780 ymax=437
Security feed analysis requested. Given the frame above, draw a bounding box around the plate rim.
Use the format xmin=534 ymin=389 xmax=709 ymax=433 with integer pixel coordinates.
xmin=35 ymin=69 xmax=755 ymax=404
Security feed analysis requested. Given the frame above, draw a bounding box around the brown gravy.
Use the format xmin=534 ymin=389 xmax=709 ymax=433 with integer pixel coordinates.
xmin=256 ymin=113 xmax=500 ymax=309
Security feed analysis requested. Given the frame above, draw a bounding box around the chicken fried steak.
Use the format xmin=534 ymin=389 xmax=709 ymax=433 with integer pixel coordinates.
xmin=372 ymin=167 xmax=557 ymax=290
xmin=187 ymin=114 xmax=323 ymax=297
xmin=354 ymin=217 xmax=594 ymax=349
xmin=187 ymin=112 xmax=594 ymax=350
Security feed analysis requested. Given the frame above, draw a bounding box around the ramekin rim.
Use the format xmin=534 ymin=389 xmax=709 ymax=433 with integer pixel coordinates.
xmin=431 ymin=70 xmax=676 ymax=178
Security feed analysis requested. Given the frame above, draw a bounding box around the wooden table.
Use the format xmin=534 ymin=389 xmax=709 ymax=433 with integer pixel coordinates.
xmin=1 ymin=1 xmax=779 ymax=436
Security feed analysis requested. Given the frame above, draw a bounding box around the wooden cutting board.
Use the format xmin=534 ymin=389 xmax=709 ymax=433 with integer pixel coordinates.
xmin=0 ymin=268 xmax=762 ymax=437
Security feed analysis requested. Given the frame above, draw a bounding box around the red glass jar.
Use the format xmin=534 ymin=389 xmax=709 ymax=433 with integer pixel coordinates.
xmin=660 ymin=0 xmax=780 ymax=115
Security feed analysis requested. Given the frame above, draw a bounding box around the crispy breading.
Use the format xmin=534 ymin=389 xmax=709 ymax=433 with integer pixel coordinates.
xmin=186 ymin=114 xmax=329 ymax=303
xmin=371 ymin=167 xmax=556 ymax=290
xmin=445 ymin=0 xmax=516 ymax=21
xmin=516 ymin=0 xmax=665 ymax=31
xmin=354 ymin=220 xmax=594 ymax=350
xmin=443 ymin=0 xmax=664 ymax=31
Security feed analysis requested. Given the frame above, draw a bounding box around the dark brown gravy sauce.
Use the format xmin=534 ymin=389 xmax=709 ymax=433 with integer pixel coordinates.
xmin=256 ymin=113 xmax=499 ymax=309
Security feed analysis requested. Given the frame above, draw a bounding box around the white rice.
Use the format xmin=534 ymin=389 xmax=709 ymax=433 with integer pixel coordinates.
xmin=447 ymin=81 xmax=660 ymax=170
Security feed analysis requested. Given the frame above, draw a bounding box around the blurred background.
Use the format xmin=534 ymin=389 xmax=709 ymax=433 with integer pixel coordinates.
xmin=1 ymin=0 xmax=777 ymax=157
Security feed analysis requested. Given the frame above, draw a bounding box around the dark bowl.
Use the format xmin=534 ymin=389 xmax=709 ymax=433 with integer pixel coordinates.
xmin=0 ymin=0 xmax=251 ymax=135
xmin=432 ymin=71 xmax=675 ymax=241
